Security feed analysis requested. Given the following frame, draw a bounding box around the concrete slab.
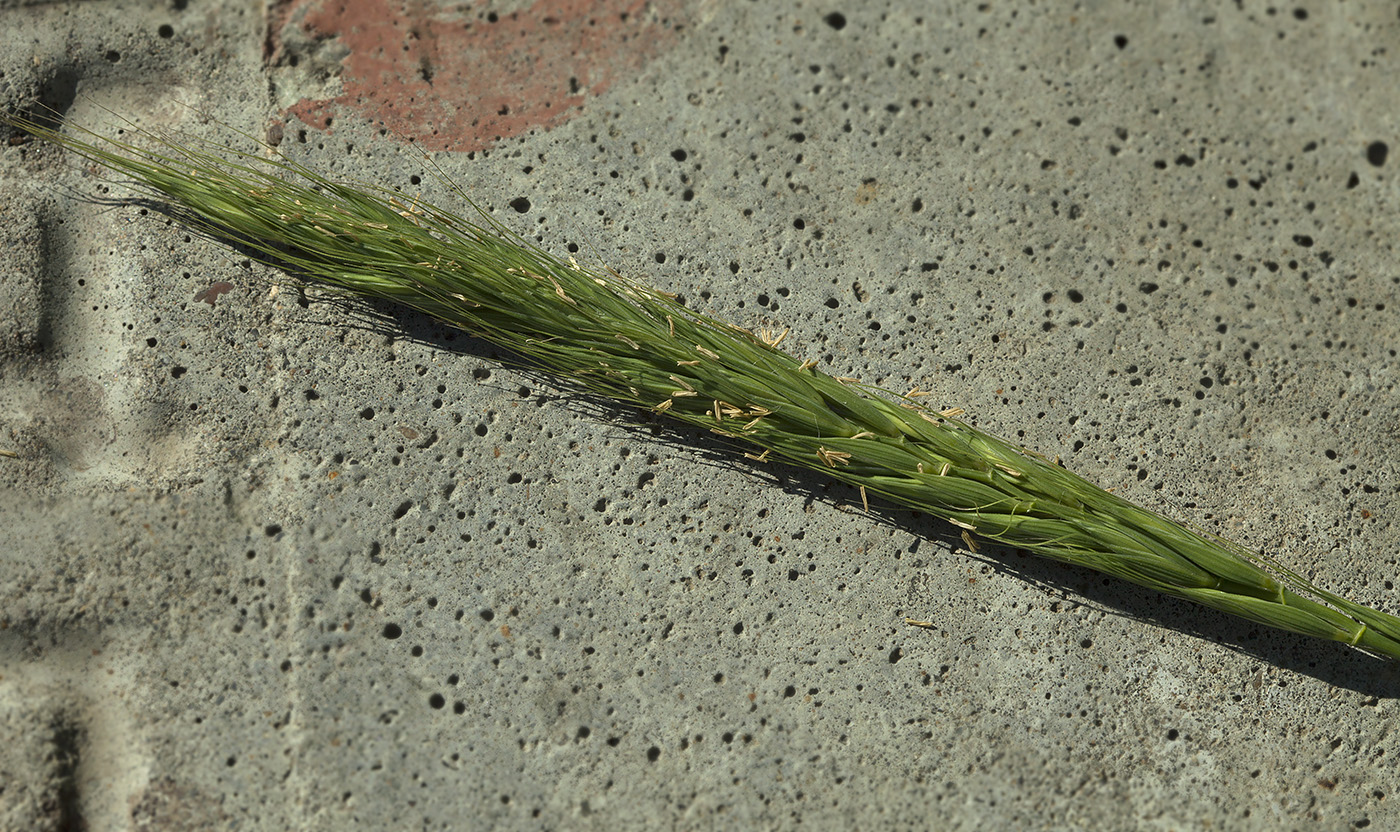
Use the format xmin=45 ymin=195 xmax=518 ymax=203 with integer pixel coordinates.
xmin=2 ymin=1 xmax=1399 ymax=828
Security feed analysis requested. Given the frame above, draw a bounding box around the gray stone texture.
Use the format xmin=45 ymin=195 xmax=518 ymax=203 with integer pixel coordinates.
xmin=1 ymin=1 xmax=1398 ymax=829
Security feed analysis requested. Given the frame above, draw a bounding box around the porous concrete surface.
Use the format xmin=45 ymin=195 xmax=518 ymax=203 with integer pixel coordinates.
xmin=1 ymin=1 xmax=1399 ymax=829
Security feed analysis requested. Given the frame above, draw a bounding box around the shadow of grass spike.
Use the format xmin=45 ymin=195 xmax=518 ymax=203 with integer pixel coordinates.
xmin=7 ymin=104 xmax=1400 ymax=664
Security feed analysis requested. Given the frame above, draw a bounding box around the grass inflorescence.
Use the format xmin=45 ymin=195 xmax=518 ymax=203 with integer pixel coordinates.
xmin=7 ymin=109 xmax=1399 ymax=662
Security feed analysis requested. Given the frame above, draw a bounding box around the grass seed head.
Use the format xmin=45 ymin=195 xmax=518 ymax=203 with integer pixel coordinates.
xmin=8 ymin=108 xmax=1400 ymax=662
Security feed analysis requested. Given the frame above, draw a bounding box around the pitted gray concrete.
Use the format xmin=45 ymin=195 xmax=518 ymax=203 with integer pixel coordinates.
xmin=2 ymin=2 xmax=1399 ymax=829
